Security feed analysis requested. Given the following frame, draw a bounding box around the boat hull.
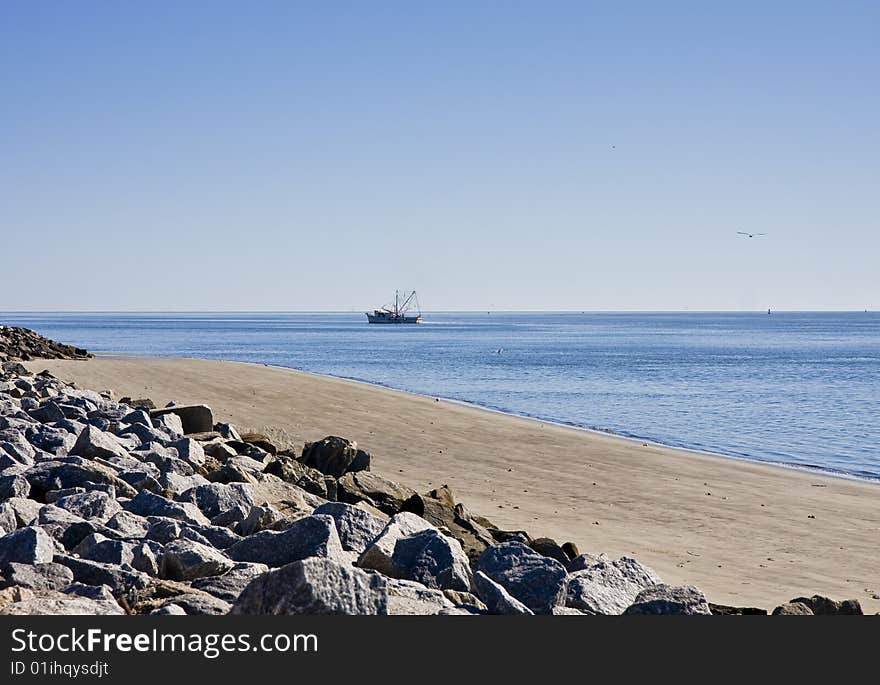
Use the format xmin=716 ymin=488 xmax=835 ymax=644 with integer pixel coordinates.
xmin=366 ymin=313 xmax=423 ymax=324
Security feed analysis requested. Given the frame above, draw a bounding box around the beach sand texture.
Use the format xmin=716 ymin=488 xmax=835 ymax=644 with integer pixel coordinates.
xmin=27 ymin=356 xmax=880 ymax=613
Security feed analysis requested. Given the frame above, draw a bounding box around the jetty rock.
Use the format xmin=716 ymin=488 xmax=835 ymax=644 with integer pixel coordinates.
xmin=0 ymin=327 xmax=91 ymax=363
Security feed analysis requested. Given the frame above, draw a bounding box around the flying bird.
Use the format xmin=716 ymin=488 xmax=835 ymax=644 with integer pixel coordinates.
xmin=737 ymin=231 xmax=767 ymax=238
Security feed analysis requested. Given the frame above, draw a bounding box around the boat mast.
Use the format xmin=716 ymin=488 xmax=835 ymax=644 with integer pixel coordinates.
xmin=395 ymin=290 xmax=399 ymax=317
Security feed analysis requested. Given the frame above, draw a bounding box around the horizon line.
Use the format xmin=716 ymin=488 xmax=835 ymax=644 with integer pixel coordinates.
xmin=1 ymin=308 xmax=874 ymax=315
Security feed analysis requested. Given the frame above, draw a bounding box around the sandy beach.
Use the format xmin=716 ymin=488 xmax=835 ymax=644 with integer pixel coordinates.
xmin=25 ymin=356 xmax=880 ymax=613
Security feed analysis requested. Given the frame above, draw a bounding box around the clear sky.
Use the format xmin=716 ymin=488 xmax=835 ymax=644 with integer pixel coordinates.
xmin=2 ymin=2 xmax=877 ymax=311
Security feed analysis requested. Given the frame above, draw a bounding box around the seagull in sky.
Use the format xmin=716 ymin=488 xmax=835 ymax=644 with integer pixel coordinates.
xmin=737 ymin=231 xmax=767 ymax=238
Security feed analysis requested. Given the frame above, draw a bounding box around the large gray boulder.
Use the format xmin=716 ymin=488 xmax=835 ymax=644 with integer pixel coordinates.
xmin=388 ymin=528 xmax=472 ymax=591
xmin=565 ymin=556 xmax=662 ymax=615
xmin=0 ymin=474 xmax=30 ymax=500
xmin=313 ymin=502 xmax=386 ymax=554
xmin=337 ymin=471 xmax=417 ymax=515
xmin=191 ymin=562 xmax=269 ymax=603
xmin=124 ymin=491 xmax=211 ymax=527
xmin=623 ymin=584 xmax=712 ymax=615
xmin=357 ymin=512 xmax=436 ymax=576
xmin=52 ymin=554 xmax=151 ymax=595
xmin=231 ymin=557 xmax=388 ymax=615
xmin=476 ymin=541 xmax=567 ymax=614
xmin=69 ymin=425 xmax=130 ymax=461
xmin=385 ymin=577 xmax=457 ymax=615
xmin=177 ymin=482 xmax=257 ymax=520
xmin=472 ymin=570 xmax=534 ymax=615
xmin=1 ymin=562 xmax=74 ymax=592
xmin=53 ymin=491 xmax=123 ymax=524
xmin=0 ymin=526 xmax=54 ymax=566
xmin=0 ymin=595 xmax=124 ymax=615
xmin=226 ymin=514 xmax=343 ymax=567
xmin=170 ymin=438 xmax=206 ymax=469
xmin=159 ymin=539 xmax=236 ymax=581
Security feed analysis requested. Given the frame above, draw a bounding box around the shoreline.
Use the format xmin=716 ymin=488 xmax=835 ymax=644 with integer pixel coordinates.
xmin=24 ymin=355 xmax=880 ymax=612
xmin=96 ymin=352 xmax=880 ymax=486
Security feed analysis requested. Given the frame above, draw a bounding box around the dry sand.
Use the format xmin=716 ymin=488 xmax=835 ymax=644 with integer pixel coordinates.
xmin=27 ymin=356 xmax=880 ymax=613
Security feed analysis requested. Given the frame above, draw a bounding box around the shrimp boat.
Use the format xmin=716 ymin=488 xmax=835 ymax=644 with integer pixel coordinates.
xmin=366 ymin=290 xmax=424 ymax=324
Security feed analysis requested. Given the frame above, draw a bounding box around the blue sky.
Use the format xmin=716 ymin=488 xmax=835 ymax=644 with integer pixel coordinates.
xmin=2 ymin=2 xmax=877 ymax=311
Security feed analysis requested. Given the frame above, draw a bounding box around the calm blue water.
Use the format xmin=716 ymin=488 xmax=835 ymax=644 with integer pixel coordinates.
xmin=3 ymin=312 xmax=879 ymax=481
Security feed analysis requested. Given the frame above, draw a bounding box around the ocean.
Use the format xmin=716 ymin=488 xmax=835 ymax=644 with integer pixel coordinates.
xmin=3 ymin=311 xmax=879 ymax=481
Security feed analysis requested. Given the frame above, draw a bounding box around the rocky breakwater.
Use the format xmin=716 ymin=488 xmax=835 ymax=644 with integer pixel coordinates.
xmin=0 ymin=361 xmax=866 ymax=615
xmin=0 ymin=326 xmax=91 ymax=363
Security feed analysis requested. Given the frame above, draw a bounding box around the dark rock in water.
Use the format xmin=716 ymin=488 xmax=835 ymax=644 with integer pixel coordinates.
xmin=528 ymin=537 xmax=571 ymax=566
xmin=159 ymin=539 xmax=235 ymax=581
xmin=231 ymin=557 xmax=388 ymax=615
xmin=0 ymin=474 xmax=30 ymax=500
xmin=337 ymin=471 xmax=417 ymax=515
xmin=124 ymin=491 xmax=211 ymax=527
xmin=263 ymin=456 xmax=328 ymax=498
xmin=772 ymin=602 xmax=814 ymax=616
xmin=300 ymin=436 xmax=370 ymax=478
xmin=709 ymin=603 xmax=768 ymax=616
xmin=149 ymin=405 xmax=214 ymax=436
xmin=0 ymin=526 xmax=55 ymax=566
xmin=472 ymin=570 xmax=534 ymax=615
xmin=566 ymin=556 xmax=662 ymax=615
xmin=476 ymin=541 xmax=567 ymax=615
xmin=226 ymin=514 xmax=343 ymax=567
xmin=623 ymin=584 xmax=712 ymax=615
xmin=388 ymin=528 xmax=472 ymax=592
xmin=786 ymin=595 xmax=862 ymax=615
xmin=312 ymin=502 xmax=386 ymax=554
xmin=69 ymin=425 xmax=130 ymax=461
xmin=1 ymin=562 xmax=74 ymax=592
xmin=191 ymin=562 xmax=269 ymax=602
